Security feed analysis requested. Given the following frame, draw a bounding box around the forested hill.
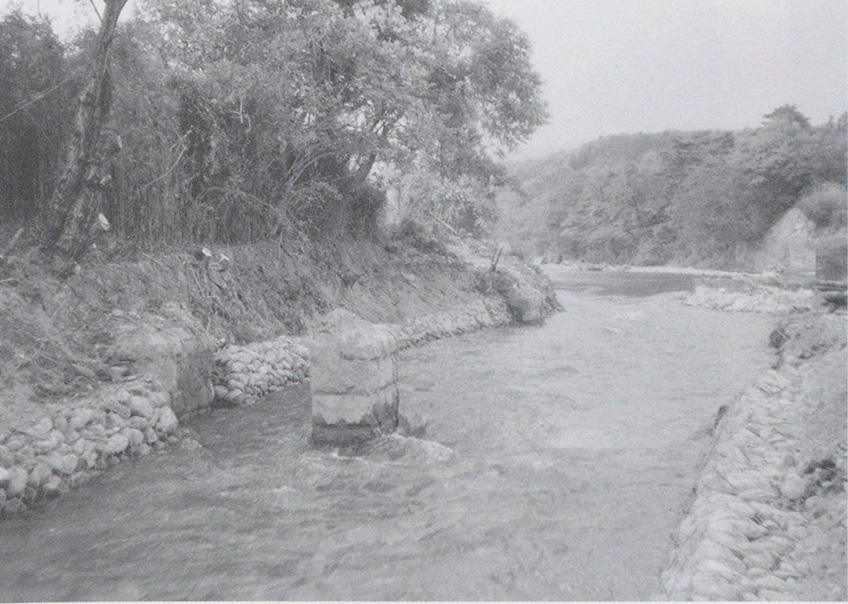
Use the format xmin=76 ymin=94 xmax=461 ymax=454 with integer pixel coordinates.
xmin=496 ymin=107 xmax=847 ymax=269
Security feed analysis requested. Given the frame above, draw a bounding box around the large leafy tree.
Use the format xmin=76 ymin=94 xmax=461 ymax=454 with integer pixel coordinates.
xmin=135 ymin=0 xmax=547 ymax=237
xmin=382 ymin=0 xmax=547 ymax=232
xmin=3 ymin=0 xmax=546 ymax=244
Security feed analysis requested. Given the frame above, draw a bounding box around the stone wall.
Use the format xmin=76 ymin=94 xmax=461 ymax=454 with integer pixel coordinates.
xmin=0 ymin=326 xmax=318 ymax=516
xmin=0 ymin=378 xmax=179 ymax=515
xmin=1 ymin=304 xmax=215 ymax=516
xmin=207 ymin=297 xmax=513 ymax=410
xmin=212 ymin=338 xmax=309 ymax=406
xmin=394 ymin=298 xmax=512 ymax=348
xmin=0 ymin=288 xmax=553 ymax=516
xmin=660 ymin=314 xmax=847 ymax=600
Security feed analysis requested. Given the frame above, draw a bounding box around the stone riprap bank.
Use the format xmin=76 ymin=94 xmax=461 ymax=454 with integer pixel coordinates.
xmin=212 ymin=338 xmax=310 ymax=406
xmin=0 ymin=378 xmax=179 ymax=515
xmin=685 ymin=284 xmax=815 ymax=314
xmin=1 ymin=303 xmax=215 ymax=517
xmin=208 ymin=298 xmax=513 ymax=408
xmin=660 ymin=313 xmax=847 ymax=601
xmin=394 ymin=298 xmax=512 ymax=348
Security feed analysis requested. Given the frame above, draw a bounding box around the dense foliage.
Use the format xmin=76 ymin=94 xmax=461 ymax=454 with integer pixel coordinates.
xmin=0 ymin=0 xmax=547 ymax=244
xmin=497 ymin=106 xmax=847 ymax=267
xmin=0 ymin=10 xmax=77 ymax=224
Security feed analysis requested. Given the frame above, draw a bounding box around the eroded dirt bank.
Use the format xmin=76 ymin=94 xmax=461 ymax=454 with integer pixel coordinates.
xmin=0 ymin=233 xmax=558 ymax=515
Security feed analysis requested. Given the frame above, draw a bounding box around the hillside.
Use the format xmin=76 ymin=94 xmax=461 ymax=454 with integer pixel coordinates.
xmin=496 ymin=108 xmax=847 ymax=269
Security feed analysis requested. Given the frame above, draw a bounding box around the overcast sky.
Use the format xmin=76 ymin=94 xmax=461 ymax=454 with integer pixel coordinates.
xmin=485 ymin=0 xmax=848 ymax=159
xmin=3 ymin=0 xmax=847 ymax=160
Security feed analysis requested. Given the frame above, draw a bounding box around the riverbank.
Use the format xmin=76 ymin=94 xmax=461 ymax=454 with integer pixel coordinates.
xmin=555 ymin=259 xmax=828 ymax=313
xmin=0 ymin=266 xmax=779 ymax=601
xmin=0 ymin=231 xmax=558 ymax=516
xmin=660 ymin=308 xmax=847 ymax=600
xmin=550 ymin=262 xmax=848 ymax=599
xmin=548 ymin=259 xmax=806 ymax=286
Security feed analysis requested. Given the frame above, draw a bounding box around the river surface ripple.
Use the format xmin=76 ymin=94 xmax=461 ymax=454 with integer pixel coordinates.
xmin=0 ymin=270 xmax=775 ymax=601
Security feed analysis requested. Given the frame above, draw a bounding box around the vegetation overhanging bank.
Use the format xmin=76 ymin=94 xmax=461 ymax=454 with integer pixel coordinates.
xmin=1 ymin=0 xmax=547 ymax=254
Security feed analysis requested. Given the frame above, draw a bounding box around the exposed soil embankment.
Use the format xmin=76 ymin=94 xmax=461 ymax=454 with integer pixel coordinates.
xmin=660 ymin=309 xmax=847 ymax=600
xmin=0 ymin=232 xmax=558 ymax=515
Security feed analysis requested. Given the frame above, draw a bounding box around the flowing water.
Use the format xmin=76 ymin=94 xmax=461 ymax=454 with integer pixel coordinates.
xmin=0 ymin=269 xmax=775 ymax=601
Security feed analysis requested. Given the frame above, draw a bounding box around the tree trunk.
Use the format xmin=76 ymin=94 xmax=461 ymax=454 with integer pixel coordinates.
xmin=45 ymin=0 xmax=128 ymax=260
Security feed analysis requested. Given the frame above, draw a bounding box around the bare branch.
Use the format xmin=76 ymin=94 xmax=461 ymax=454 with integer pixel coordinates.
xmin=141 ymin=143 xmax=188 ymax=191
xmin=88 ymin=0 xmax=104 ymax=22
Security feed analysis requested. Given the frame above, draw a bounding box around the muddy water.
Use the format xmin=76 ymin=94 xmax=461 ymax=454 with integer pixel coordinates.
xmin=0 ymin=271 xmax=775 ymax=601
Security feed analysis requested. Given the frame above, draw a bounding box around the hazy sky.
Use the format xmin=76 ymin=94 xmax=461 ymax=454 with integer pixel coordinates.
xmin=485 ymin=0 xmax=848 ymax=159
xmin=3 ymin=0 xmax=847 ymax=160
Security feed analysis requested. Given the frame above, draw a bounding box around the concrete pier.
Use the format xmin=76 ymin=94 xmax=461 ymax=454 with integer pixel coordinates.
xmin=309 ymin=310 xmax=400 ymax=446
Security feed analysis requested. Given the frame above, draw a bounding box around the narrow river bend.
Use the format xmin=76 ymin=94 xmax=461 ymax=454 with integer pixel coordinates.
xmin=0 ymin=270 xmax=775 ymax=601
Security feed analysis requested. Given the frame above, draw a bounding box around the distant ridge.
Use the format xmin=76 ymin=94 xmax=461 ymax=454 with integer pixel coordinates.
xmin=496 ymin=108 xmax=847 ymax=270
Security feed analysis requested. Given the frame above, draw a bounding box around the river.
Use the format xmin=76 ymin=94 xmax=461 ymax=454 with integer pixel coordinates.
xmin=0 ymin=269 xmax=775 ymax=601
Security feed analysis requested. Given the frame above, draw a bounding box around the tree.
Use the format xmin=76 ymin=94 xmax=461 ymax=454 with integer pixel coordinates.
xmin=731 ymin=105 xmax=817 ymax=233
xmin=809 ymin=116 xmax=848 ymax=187
xmin=375 ymin=0 xmax=547 ymax=233
xmin=762 ymin=104 xmax=811 ymax=130
xmin=46 ymin=0 xmax=129 ymax=260
xmin=134 ymin=0 xmax=547 ymax=238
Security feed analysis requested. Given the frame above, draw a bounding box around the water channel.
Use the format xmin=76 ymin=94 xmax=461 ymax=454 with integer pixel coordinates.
xmin=0 ymin=269 xmax=776 ymax=601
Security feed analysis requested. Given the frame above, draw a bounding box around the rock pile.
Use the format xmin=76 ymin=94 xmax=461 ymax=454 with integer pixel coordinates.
xmin=501 ymin=280 xmax=547 ymax=322
xmin=685 ymin=285 xmax=814 ymax=314
xmin=0 ymin=378 xmax=181 ymax=516
xmin=309 ymin=309 xmax=400 ymax=446
xmin=212 ymin=338 xmax=309 ymax=406
xmin=661 ymin=330 xmax=847 ymax=601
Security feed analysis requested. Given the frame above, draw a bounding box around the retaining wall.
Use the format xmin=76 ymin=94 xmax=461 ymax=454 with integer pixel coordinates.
xmin=0 ymin=378 xmax=180 ymax=515
xmin=1 ymin=303 xmax=216 ymax=516
xmin=212 ymin=338 xmax=310 ymax=406
xmin=659 ymin=316 xmax=847 ymax=600
xmin=0 ymin=291 xmax=539 ymax=516
xmin=395 ymin=298 xmax=512 ymax=348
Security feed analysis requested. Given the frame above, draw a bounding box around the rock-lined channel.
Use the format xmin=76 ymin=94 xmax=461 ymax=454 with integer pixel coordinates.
xmin=0 ymin=271 xmax=774 ymax=601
